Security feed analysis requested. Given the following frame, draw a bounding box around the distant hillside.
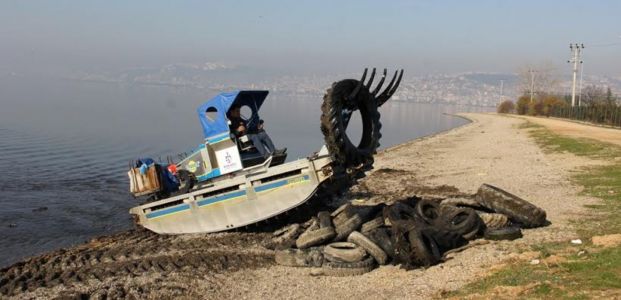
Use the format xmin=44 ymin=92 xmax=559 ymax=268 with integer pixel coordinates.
xmin=63 ymin=63 xmax=621 ymax=107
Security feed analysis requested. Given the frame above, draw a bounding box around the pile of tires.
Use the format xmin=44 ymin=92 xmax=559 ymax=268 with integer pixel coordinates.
xmin=270 ymin=184 xmax=547 ymax=275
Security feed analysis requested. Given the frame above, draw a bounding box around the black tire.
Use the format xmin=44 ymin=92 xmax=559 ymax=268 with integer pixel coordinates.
xmin=440 ymin=197 xmax=485 ymax=210
xmin=334 ymin=214 xmax=363 ymax=241
xmin=475 ymin=184 xmax=547 ymax=228
xmin=383 ymin=202 xmax=420 ymax=230
xmin=365 ymin=228 xmax=395 ymax=259
xmin=321 ymin=257 xmax=376 ymax=277
xmin=361 ymin=217 xmax=384 ymax=234
xmin=320 ymin=79 xmax=382 ymax=169
xmin=425 ymin=227 xmax=468 ymax=253
xmin=266 ymin=224 xmax=303 ymax=250
xmin=391 ymin=225 xmax=412 ymax=266
xmin=484 ymin=226 xmax=523 ymax=241
xmin=407 ymin=229 xmax=442 ymax=267
xmin=347 ymin=231 xmax=388 ymax=265
xmin=438 ymin=206 xmax=482 ymax=240
xmin=331 ymin=203 xmax=352 ymax=218
xmin=462 ymin=217 xmax=484 ymax=241
xmin=317 ymin=211 xmax=333 ymax=228
xmin=323 ymin=242 xmax=367 ymax=263
xmin=303 ymin=217 xmax=320 ymax=231
xmin=275 ymin=248 xmax=324 ymax=267
xmin=415 ymin=199 xmax=441 ymax=225
xmin=332 ymin=205 xmax=354 ymax=227
xmin=296 ymin=227 xmax=336 ymax=249
xmin=478 ymin=212 xmax=510 ymax=229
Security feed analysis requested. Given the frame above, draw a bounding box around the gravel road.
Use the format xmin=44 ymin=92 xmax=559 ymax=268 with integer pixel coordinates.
xmin=1 ymin=113 xmax=601 ymax=299
xmin=520 ymin=115 xmax=621 ymax=147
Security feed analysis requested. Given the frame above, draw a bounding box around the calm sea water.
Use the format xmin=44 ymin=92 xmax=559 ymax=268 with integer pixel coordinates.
xmin=0 ymin=77 xmax=492 ymax=267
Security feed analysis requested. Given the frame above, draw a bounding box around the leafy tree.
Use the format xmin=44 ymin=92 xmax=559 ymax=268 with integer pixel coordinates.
xmin=497 ymin=100 xmax=515 ymax=113
xmin=541 ymin=94 xmax=566 ymax=117
xmin=528 ymin=99 xmax=544 ymax=116
xmin=516 ymin=96 xmax=530 ymax=115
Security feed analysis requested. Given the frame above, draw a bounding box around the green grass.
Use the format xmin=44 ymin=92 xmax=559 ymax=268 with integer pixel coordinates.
xmin=452 ymin=121 xmax=621 ymax=299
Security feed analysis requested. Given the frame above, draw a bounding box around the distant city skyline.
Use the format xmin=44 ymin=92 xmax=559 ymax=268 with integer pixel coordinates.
xmin=1 ymin=1 xmax=620 ymax=77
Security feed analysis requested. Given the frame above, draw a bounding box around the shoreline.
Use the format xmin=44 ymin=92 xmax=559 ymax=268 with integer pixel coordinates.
xmin=2 ymin=113 xmax=595 ymax=299
xmin=380 ymin=112 xmax=475 ymax=154
xmin=0 ymin=111 xmax=474 ymax=270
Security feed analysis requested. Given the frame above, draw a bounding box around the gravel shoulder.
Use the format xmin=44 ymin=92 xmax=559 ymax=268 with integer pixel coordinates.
xmin=200 ymin=113 xmax=600 ymax=299
xmin=519 ymin=115 xmax=621 ymax=147
xmin=2 ymin=113 xmax=600 ymax=299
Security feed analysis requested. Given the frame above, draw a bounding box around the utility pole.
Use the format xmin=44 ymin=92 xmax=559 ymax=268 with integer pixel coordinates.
xmin=568 ymin=43 xmax=584 ymax=106
xmin=500 ymin=79 xmax=504 ymax=102
xmin=529 ymin=69 xmax=537 ymax=103
xmin=578 ymin=58 xmax=584 ymax=106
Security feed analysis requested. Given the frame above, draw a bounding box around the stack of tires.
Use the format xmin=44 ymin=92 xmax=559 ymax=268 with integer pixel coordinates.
xmin=271 ymin=184 xmax=547 ymax=276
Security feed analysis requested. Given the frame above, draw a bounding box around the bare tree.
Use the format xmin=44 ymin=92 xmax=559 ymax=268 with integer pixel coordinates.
xmin=516 ymin=62 xmax=561 ymax=98
xmin=581 ymin=85 xmax=607 ymax=107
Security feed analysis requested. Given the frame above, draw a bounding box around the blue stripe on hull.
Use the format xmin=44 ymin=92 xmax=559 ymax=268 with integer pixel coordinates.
xmin=144 ymin=175 xmax=311 ymax=219
xmin=197 ymin=190 xmax=247 ymax=207
xmin=146 ymin=204 xmax=190 ymax=219
xmin=256 ymin=175 xmax=310 ymax=193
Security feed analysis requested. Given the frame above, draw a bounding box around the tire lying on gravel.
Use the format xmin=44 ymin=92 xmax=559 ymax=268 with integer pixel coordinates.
xmin=332 ymin=203 xmax=354 ymax=227
xmin=425 ymin=227 xmax=468 ymax=253
xmin=365 ymin=227 xmax=395 ymax=259
xmin=320 ymin=79 xmax=382 ymax=169
xmin=478 ymin=212 xmax=510 ymax=229
xmin=275 ymin=248 xmax=324 ymax=267
xmin=475 ymin=184 xmax=547 ymax=228
xmin=484 ymin=226 xmax=523 ymax=241
xmin=440 ymin=197 xmax=485 ymax=210
xmin=415 ymin=199 xmax=441 ymax=225
xmin=383 ymin=201 xmax=420 ymax=230
xmin=317 ymin=211 xmax=333 ymax=228
xmin=267 ymin=224 xmax=303 ymax=250
xmin=303 ymin=216 xmax=320 ymax=231
xmin=296 ymin=227 xmax=336 ymax=249
xmin=331 ymin=203 xmax=352 ymax=218
xmin=441 ymin=207 xmax=483 ymax=240
xmin=347 ymin=231 xmax=388 ymax=265
xmin=323 ymin=242 xmax=367 ymax=263
xmin=296 ymin=210 xmax=337 ymax=249
xmin=334 ymin=214 xmax=363 ymax=241
xmin=360 ymin=216 xmax=384 ymax=234
xmin=321 ymin=257 xmax=376 ymax=277
xmin=407 ymin=229 xmax=442 ymax=267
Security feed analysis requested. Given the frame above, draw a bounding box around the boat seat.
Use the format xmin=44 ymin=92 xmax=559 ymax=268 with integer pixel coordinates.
xmin=233 ymin=134 xmax=287 ymax=168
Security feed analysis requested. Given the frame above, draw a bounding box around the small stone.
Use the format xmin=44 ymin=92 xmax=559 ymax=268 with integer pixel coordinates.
xmin=530 ymin=259 xmax=540 ymax=265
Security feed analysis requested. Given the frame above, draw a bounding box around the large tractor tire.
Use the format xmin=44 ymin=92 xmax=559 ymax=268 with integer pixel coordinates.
xmin=475 ymin=184 xmax=547 ymax=228
xmin=321 ymin=79 xmax=382 ymax=171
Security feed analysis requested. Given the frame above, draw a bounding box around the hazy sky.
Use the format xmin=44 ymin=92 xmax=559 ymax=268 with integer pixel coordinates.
xmin=1 ymin=0 xmax=620 ymax=76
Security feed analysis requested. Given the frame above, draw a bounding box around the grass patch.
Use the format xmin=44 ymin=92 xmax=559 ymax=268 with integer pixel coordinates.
xmin=452 ymin=121 xmax=621 ymax=298
xmin=528 ymin=126 xmax=621 ymax=159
